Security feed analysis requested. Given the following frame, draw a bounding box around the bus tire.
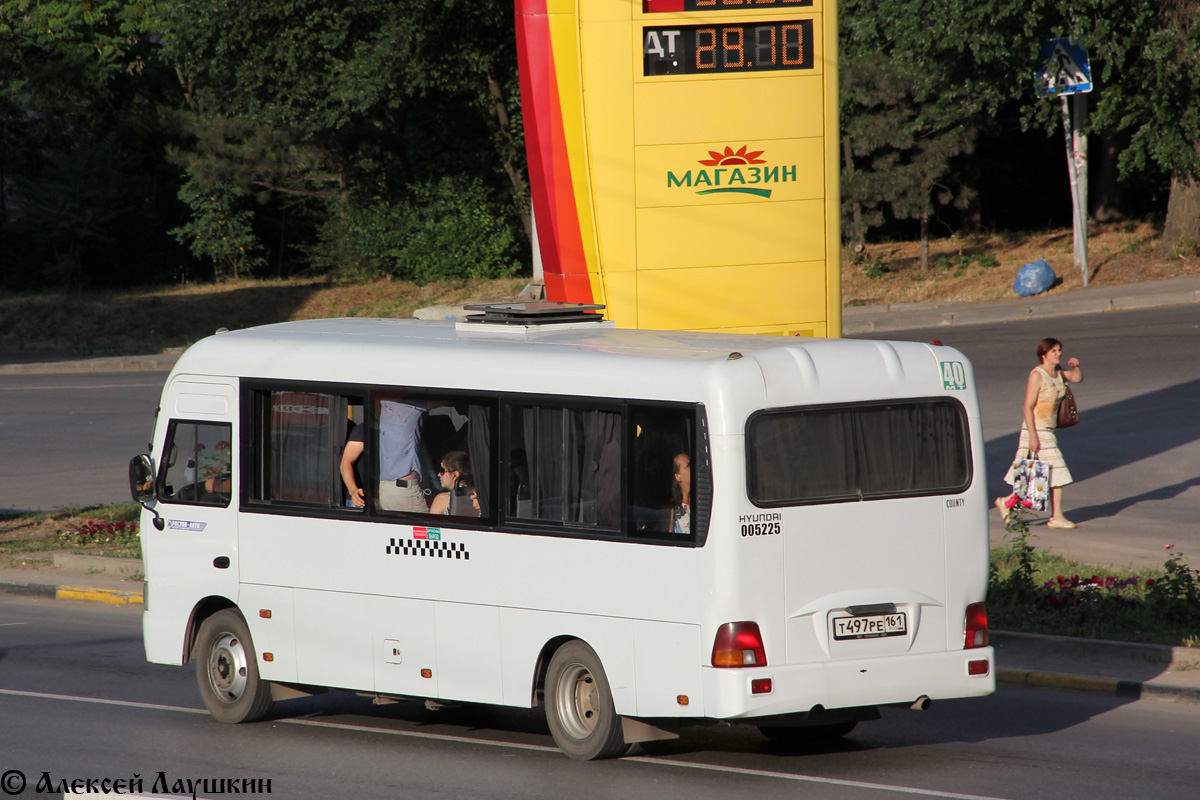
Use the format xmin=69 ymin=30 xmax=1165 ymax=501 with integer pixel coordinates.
xmin=195 ymin=609 xmax=274 ymax=724
xmin=544 ymin=641 xmax=629 ymax=760
xmin=758 ymin=720 xmax=857 ymax=745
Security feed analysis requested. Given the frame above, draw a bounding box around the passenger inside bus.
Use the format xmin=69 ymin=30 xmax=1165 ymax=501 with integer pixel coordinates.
xmin=376 ymin=398 xmax=428 ymax=512
xmin=429 ymin=451 xmax=472 ymax=515
xmin=671 ymin=452 xmax=691 ymax=535
xmin=340 ymin=420 xmax=368 ymax=509
xmin=340 ymin=398 xmax=429 ymax=512
xmin=450 ymin=475 xmax=482 ymax=517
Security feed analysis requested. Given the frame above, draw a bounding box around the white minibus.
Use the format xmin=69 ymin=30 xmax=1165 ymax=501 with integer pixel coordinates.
xmin=129 ymin=302 xmax=994 ymax=759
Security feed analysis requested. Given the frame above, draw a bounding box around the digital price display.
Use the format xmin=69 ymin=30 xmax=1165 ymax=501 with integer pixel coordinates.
xmin=644 ymin=19 xmax=813 ymax=76
xmin=644 ymin=0 xmax=813 ymax=12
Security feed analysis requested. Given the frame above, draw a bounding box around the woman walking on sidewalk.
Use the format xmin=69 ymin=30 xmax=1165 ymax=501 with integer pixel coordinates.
xmin=996 ymin=337 xmax=1084 ymax=528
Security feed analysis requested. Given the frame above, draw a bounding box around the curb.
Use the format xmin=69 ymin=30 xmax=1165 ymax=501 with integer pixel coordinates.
xmin=0 ymin=580 xmax=143 ymax=606
xmin=998 ymin=668 xmax=1143 ymax=698
xmin=841 ymin=277 xmax=1200 ymax=335
xmin=997 ymin=668 xmax=1200 ymax=703
xmin=54 ymin=584 xmax=144 ymax=606
xmin=0 ymin=351 xmax=183 ymax=375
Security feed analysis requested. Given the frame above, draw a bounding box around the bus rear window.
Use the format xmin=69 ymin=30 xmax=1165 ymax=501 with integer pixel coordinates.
xmin=746 ymin=400 xmax=970 ymax=506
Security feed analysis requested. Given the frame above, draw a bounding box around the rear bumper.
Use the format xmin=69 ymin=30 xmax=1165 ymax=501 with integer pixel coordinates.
xmin=702 ymin=647 xmax=995 ymax=719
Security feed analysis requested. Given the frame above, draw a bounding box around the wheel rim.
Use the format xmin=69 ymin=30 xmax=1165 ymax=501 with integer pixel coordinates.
xmin=206 ymin=632 xmax=249 ymax=704
xmin=554 ymin=661 xmax=600 ymax=740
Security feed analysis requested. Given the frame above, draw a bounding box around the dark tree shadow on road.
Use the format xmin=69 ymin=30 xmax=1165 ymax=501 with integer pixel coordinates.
xmin=986 ymin=378 xmax=1200 ymax=503
xmin=1067 ymin=475 xmax=1200 ymax=523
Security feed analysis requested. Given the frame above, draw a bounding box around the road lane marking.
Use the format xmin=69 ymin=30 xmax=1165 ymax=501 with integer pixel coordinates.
xmin=625 ymin=756 xmax=1014 ymax=800
xmin=0 ymin=687 xmax=1014 ymax=800
xmin=0 ymin=688 xmax=206 ymax=715
xmin=0 ymin=622 xmax=29 ymax=627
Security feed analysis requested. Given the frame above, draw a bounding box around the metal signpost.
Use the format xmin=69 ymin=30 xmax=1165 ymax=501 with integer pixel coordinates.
xmin=1036 ymin=38 xmax=1093 ymax=286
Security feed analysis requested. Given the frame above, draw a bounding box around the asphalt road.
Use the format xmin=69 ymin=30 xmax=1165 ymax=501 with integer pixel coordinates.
xmin=2 ymin=596 xmax=1199 ymax=800
xmin=0 ymin=372 xmax=162 ymax=513
xmin=850 ymin=304 xmax=1200 ymax=569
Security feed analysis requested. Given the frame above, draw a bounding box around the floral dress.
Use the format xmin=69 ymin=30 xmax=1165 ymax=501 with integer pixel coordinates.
xmin=1005 ymin=366 xmax=1073 ymax=488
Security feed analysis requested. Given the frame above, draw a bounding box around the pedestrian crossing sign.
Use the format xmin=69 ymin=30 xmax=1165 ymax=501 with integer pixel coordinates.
xmin=1036 ymin=39 xmax=1092 ymax=96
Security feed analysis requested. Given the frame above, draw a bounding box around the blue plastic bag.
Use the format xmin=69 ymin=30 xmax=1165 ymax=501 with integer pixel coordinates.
xmin=1013 ymin=259 xmax=1056 ymax=296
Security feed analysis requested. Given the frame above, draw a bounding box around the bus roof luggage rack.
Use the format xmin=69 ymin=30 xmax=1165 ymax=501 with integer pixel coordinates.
xmin=461 ymin=302 xmax=606 ymax=326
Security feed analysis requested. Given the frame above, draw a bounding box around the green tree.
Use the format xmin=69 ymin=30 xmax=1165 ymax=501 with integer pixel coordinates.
xmin=0 ymin=0 xmax=179 ymax=288
xmin=1066 ymin=0 xmax=1200 ymax=256
xmin=157 ymin=0 xmax=528 ymax=280
xmin=170 ymin=178 xmax=266 ymax=281
xmin=838 ymin=0 xmax=1035 ymax=256
xmin=840 ymin=53 xmax=975 ymax=266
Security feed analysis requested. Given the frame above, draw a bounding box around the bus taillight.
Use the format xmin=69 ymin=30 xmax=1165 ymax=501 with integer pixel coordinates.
xmin=711 ymin=622 xmax=767 ymax=667
xmin=964 ymin=603 xmax=988 ymax=649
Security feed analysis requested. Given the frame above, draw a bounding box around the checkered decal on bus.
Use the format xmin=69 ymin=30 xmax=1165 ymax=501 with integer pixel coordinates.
xmin=386 ymin=538 xmax=470 ymax=560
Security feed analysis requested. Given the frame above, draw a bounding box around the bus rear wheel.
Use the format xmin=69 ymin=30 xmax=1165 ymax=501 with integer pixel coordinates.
xmin=544 ymin=641 xmax=629 ymax=760
xmin=195 ymin=609 xmax=274 ymax=724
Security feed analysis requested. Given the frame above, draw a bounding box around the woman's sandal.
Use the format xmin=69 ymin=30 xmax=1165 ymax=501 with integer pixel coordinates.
xmin=1047 ymin=518 xmax=1076 ymax=529
xmin=994 ymin=497 xmax=1012 ymax=522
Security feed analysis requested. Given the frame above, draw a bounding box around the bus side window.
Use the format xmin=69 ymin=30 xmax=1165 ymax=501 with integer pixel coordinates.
xmin=507 ymin=404 xmax=620 ymax=529
xmin=370 ymin=395 xmax=493 ymax=520
xmin=628 ymin=406 xmax=694 ymax=536
xmin=247 ymin=390 xmax=361 ymax=508
xmin=160 ymin=420 xmax=233 ymax=507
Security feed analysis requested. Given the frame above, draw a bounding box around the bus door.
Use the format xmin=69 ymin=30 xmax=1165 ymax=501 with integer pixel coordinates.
xmin=143 ymin=381 xmax=240 ymax=661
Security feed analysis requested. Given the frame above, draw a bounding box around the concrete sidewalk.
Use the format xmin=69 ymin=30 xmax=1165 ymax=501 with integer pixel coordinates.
xmin=2 ymin=554 xmax=1199 ymax=705
xmin=0 ymin=348 xmax=183 ymax=375
xmin=3 ymin=276 xmax=1199 ymax=376
xmin=842 ymin=274 xmax=1200 ymax=334
xmin=0 ymin=553 xmax=144 ymax=606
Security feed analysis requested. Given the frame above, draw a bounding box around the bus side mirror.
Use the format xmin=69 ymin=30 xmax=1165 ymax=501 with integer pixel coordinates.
xmin=129 ymin=455 xmax=165 ymax=531
xmin=130 ymin=455 xmax=156 ymax=502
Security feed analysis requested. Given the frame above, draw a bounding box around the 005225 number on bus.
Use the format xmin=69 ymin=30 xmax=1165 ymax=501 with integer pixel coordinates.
xmin=741 ymin=521 xmax=781 ymax=536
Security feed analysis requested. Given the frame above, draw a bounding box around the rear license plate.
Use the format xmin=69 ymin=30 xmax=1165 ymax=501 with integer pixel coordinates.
xmin=832 ymin=613 xmax=907 ymax=640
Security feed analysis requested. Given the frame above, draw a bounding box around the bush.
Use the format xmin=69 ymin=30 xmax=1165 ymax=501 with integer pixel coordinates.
xmin=312 ymin=176 xmax=525 ymax=283
xmin=170 ymin=178 xmax=267 ymax=281
xmin=989 ymin=509 xmax=1200 ymax=645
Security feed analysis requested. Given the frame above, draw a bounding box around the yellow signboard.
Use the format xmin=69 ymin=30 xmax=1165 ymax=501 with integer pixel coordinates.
xmin=515 ymin=0 xmax=840 ymax=336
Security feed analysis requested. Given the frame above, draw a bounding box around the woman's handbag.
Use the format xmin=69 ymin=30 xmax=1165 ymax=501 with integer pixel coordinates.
xmin=1058 ymin=384 xmax=1079 ymax=428
xmin=1011 ymin=451 xmax=1051 ymax=512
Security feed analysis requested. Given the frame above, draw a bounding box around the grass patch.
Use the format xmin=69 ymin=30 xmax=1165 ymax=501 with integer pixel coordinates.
xmin=0 ymin=502 xmax=143 ymax=561
xmin=932 ymin=252 xmax=999 ymax=277
xmin=0 ymin=276 xmax=529 ymax=355
xmin=989 ymin=510 xmax=1200 ymax=647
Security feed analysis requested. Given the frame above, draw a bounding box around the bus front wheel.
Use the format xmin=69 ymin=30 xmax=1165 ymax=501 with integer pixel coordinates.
xmin=544 ymin=641 xmax=629 ymax=760
xmin=195 ymin=609 xmax=274 ymax=724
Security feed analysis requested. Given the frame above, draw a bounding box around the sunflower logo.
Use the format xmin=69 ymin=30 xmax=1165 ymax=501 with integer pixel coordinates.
xmin=665 ymin=144 xmax=794 ymax=199
xmin=698 ymin=145 xmax=767 ymax=166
